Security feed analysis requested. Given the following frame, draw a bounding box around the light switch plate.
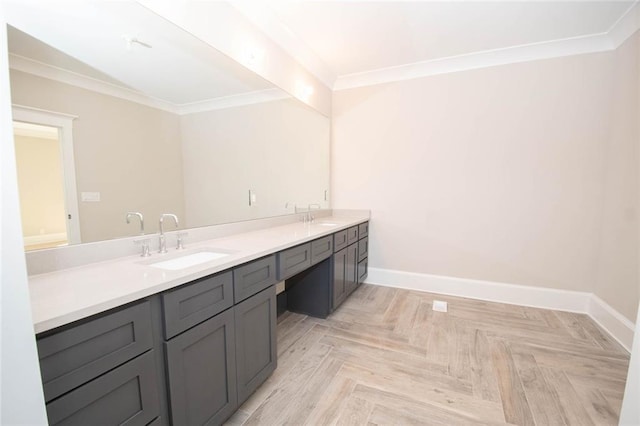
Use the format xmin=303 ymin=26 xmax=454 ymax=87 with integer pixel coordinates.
xmin=81 ymin=192 xmax=101 ymax=202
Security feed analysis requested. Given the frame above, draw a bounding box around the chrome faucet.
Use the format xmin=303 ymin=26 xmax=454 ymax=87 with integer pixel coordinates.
xmin=306 ymin=204 xmax=322 ymax=224
xmin=126 ymin=212 xmax=144 ymax=235
xmin=159 ymin=213 xmax=179 ymax=253
xmin=127 ymin=212 xmax=151 ymax=257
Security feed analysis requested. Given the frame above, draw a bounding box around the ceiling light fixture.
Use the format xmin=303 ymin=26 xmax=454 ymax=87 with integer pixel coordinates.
xmin=122 ymin=35 xmax=152 ymax=51
xmin=296 ymin=81 xmax=314 ymax=103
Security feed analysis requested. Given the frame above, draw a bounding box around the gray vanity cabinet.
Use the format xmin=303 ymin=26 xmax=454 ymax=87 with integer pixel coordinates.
xmin=164 ymin=308 xmax=237 ymax=426
xmin=234 ymin=286 xmax=277 ymax=405
xmin=332 ymin=222 xmax=369 ymax=310
xmin=36 ymin=301 xmax=162 ymax=426
xmin=163 ymin=256 xmax=277 ymax=425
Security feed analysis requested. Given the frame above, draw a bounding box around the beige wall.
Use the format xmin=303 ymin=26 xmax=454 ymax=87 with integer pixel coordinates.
xmin=14 ymin=133 xmax=66 ymax=237
xmin=593 ymin=34 xmax=640 ymax=322
xmin=180 ymin=98 xmax=330 ymax=228
xmin=333 ymin=36 xmax=639 ymax=321
xmin=9 ymin=70 xmax=185 ymax=243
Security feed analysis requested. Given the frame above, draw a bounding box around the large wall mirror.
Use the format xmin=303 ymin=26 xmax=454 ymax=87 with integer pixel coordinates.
xmin=5 ymin=1 xmax=330 ymax=251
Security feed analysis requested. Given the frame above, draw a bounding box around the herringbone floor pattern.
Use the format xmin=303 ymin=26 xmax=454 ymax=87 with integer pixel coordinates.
xmin=226 ymin=284 xmax=630 ymax=425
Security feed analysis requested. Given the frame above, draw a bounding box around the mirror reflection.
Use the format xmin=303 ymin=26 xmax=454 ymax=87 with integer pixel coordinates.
xmin=6 ymin=1 xmax=330 ymax=251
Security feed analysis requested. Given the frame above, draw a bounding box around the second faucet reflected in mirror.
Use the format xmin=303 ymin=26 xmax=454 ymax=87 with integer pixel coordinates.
xmin=159 ymin=214 xmax=179 ymax=254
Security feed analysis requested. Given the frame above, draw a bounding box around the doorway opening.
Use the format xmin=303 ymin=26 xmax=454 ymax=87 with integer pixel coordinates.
xmin=12 ymin=106 xmax=80 ymax=250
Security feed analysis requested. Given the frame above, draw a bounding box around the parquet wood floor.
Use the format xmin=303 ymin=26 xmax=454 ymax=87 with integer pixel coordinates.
xmin=226 ymin=284 xmax=630 ymax=425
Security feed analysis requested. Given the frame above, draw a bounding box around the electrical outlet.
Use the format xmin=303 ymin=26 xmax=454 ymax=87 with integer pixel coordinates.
xmin=432 ymin=300 xmax=448 ymax=312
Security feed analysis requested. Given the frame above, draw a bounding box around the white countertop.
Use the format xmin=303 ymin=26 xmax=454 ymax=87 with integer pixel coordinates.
xmin=28 ymin=214 xmax=369 ymax=334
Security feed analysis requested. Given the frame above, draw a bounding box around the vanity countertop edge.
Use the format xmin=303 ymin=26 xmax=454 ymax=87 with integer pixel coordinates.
xmin=28 ymin=214 xmax=370 ymax=334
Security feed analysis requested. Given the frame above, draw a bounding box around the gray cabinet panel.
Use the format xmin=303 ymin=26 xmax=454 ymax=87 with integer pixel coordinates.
xmin=37 ymin=301 xmax=153 ymax=402
xmin=333 ymin=230 xmax=348 ymax=252
xmin=46 ymin=351 xmax=160 ymax=426
xmin=358 ymin=237 xmax=368 ymax=262
xmin=277 ymin=243 xmax=311 ymax=280
xmin=332 ymin=248 xmax=348 ymax=310
xmin=162 ymin=271 xmax=233 ymax=339
xmin=346 ymin=226 xmax=359 ymax=245
xmin=311 ymin=236 xmax=333 ymax=265
xmin=165 ymin=308 xmax=237 ymax=426
xmin=358 ymin=258 xmax=368 ymax=284
xmin=233 ymin=255 xmax=277 ymax=303
xmin=235 ymin=286 xmax=277 ymax=405
xmin=358 ymin=222 xmax=369 ymax=239
xmin=345 ymin=243 xmax=358 ymax=296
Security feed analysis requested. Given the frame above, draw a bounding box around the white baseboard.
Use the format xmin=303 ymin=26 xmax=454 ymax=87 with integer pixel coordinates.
xmin=588 ymin=295 xmax=636 ymax=352
xmin=23 ymin=232 xmax=67 ymax=246
xmin=365 ymin=267 xmax=635 ymax=352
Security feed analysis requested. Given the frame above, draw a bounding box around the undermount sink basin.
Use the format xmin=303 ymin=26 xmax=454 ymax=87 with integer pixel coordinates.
xmin=147 ymin=250 xmax=230 ymax=271
xmin=314 ymin=222 xmax=339 ymax=227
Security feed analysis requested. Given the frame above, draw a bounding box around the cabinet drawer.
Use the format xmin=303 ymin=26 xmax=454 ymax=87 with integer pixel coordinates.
xmin=46 ymin=350 xmax=160 ymax=426
xmin=311 ymin=236 xmax=333 ymax=265
xmin=358 ymin=236 xmax=369 ymax=262
xmin=346 ymin=226 xmax=359 ymax=245
xmin=277 ymin=243 xmax=311 ymax=280
xmin=37 ymin=301 xmax=153 ymax=402
xmin=358 ymin=258 xmax=368 ymax=284
xmin=233 ymin=255 xmax=277 ymax=303
xmin=162 ymin=271 xmax=233 ymax=339
xmin=358 ymin=222 xmax=369 ymax=239
xmin=333 ymin=230 xmax=348 ymax=252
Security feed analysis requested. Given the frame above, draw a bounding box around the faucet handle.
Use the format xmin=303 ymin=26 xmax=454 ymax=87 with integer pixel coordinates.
xmin=133 ymin=238 xmax=151 ymax=257
xmin=176 ymin=232 xmax=188 ymax=250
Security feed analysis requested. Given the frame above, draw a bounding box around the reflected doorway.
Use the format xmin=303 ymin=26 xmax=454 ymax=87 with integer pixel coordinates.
xmin=12 ymin=106 xmax=81 ymax=250
xmin=14 ymin=121 xmax=68 ymax=249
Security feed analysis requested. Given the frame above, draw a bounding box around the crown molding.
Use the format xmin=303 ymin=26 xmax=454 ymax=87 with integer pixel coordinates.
xmin=335 ymin=1 xmax=640 ymax=91
xmin=176 ymin=88 xmax=289 ymax=114
xmin=334 ymin=33 xmax=613 ymax=91
xmin=9 ymin=54 xmax=293 ymax=115
xmin=609 ymin=0 xmax=640 ymax=48
xmin=9 ymin=53 xmax=178 ymax=113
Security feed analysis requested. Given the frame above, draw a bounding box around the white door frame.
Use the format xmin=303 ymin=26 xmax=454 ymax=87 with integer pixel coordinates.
xmin=12 ymin=104 xmax=81 ymax=245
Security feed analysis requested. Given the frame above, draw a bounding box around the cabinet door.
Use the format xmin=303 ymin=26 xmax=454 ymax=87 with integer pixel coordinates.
xmin=358 ymin=258 xmax=368 ymax=284
xmin=45 ymin=351 xmax=160 ymax=426
xmin=345 ymin=243 xmax=358 ymax=296
xmin=165 ymin=309 xmax=237 ymax=426
xmin=332 ymin=248 xmax=348 ymax=310
xmin=235 ymin=286 xmax=277 ymax=405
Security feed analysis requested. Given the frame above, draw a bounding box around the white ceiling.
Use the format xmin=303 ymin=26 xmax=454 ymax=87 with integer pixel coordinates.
xmin=250 ymin=1 xmax=637 ymax=87
xmin=6 ymin=1 xmax=638 ymax=99
xmin=5 ymin=1 xmax=273 ymax=106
